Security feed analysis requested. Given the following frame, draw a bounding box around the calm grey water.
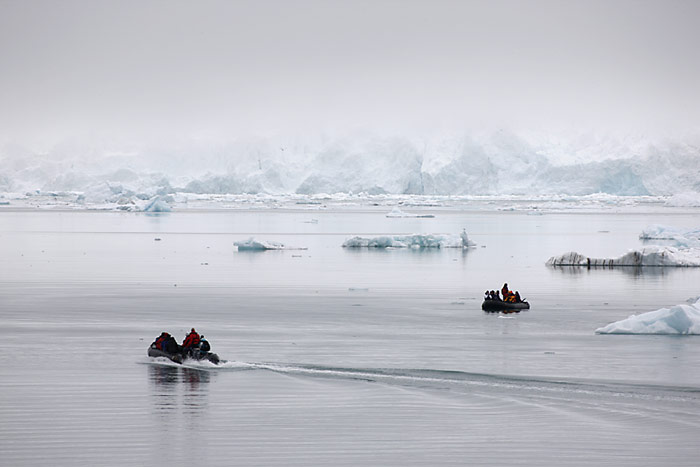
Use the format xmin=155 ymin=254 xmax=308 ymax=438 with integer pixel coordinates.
xmin=1 ymin=208 xmax=699 ymax=466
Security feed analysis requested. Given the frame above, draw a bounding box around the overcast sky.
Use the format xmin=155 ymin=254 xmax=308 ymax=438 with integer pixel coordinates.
xmin=1 ymin=0 xmax=699 ymax=142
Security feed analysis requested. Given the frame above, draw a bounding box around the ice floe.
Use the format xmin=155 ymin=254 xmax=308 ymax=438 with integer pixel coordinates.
xmin=234 ymin=238 xmax=286 ymax=251
xmin=546 ymin=246 xmax=700 ymax=267
xmin=342 ymin=233 xmax=475 ymax=249
xmin=595 ymin=298 xmax=700 ymax=335
xmin=233 ymin=238 xmax=307 ymax=251
xmin=385 ymin=207 xmax=435 ymax=218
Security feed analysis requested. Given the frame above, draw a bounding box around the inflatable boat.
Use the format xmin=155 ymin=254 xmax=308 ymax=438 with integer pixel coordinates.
xmin=481 ymin=299 xmax=530 ymax=312
xmin=147 ymin=345 xmax=221 ymax=365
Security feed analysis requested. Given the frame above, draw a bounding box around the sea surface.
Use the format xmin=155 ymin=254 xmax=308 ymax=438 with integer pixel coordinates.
xmin=1 ymin=207 xmax=699 ymax=466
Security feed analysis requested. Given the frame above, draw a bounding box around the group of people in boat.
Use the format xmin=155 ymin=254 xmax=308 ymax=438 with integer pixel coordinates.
xmin=152 ymin=328 xmax=211 ymax=357
xmin=484 ymin=283 xmax=523 ymax=303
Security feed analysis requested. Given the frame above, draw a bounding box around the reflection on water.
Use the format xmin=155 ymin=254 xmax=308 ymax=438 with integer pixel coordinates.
xmin=147 ymin=365 xmax=213 ymax=462
xmin=149 ymin=364 xmax=212 ymax=388
xmin=148 ymin=365 xmax=212 ymax=413
xmin=547 ymin=264 xmax=675 ymax=277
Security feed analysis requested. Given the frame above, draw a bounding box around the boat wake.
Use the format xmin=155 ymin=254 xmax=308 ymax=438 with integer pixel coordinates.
xmin=144 ymin=357 xmax=700 ymax=404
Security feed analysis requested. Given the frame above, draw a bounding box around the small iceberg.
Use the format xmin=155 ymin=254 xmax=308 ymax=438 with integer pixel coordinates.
xmin=234 ymin=238 xmax=286 ymax=251
xmin=343 ymin=232 xmax=475 ymax=249
xmin=142 ymin=196 xmax=172 ymax=212
xmin=546 ymin=246 xmax=700 ymax=267
xmin=385 ymin=207 xmax=435 ymax=218
xmin=595 ymin=298 xmax=700 ymax=335
xmin=234 ymin=238 xmax=307 ymax=251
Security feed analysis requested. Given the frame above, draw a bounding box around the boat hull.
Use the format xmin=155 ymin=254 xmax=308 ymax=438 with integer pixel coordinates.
xmin=148 ymin=346 xmax=221 ymax=365
xmin=481 ymin=300 xmax=530 ymax=311
xmin=185 ymin=349 xmax=221 ymax=364
xmin=148 ymin=347 xmax=184 ymax=364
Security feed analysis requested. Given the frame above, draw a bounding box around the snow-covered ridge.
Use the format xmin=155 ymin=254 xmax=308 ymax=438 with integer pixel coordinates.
xmin=2 ymin=130 xmax=700 ymax=200
xmin=595 ymin=297 xmax=700 ymax=335
xmin=546 ymin=247 xmax=700 ymax=267
xmin=343 ymin=233 xmax=475 ymax=249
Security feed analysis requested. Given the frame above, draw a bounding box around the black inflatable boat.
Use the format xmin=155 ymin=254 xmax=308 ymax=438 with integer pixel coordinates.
xmin=147 ymin=344 xmax=220 ymax=365
xmin=481 ymin=299 xmax=530 ymax=312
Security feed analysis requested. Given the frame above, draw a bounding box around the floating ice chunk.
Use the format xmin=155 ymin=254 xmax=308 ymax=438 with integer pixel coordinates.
xmin=142 ymin=196 xmax=172 ymax=212
xmin=595 ymin=298 xmax=700 ymax=334
xmin=385 ymin=207 xmax=435 ymax=218
xmin=234 ymin=238 xmax=286 ymax=251
xmin=343 ymin=233 xmax=475 ymax=248
xmin=459 ymin=229 xmax=474 ymax=248
xmin=546 ymin=246 xmax=700 ymax=267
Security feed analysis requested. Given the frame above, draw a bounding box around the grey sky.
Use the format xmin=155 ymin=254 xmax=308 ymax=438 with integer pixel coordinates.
xmin=1 ymin=0 xmax=699 ymax=141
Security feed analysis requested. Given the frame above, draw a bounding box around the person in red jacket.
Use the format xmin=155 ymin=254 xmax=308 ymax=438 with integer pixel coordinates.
xmin=182 ymin=328 xmax=201 ymax=352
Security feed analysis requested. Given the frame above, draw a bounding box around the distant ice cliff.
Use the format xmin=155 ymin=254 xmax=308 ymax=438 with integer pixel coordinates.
xmin=2 ymin=130 xmax=700 ymax=204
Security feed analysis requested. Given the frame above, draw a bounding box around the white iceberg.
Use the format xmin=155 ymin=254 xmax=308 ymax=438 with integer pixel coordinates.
xmin=385 ymin=207 xmax=435 ymax=218
xmin=343 ymin=233 xmax=475 ymax=249
xmin=546 ymin=246 xmax=700 ymax=267
xmin=595 ymin=298 xmax=700 ymax=335
xmin=234 ymin=238 xmax=286 ymax=251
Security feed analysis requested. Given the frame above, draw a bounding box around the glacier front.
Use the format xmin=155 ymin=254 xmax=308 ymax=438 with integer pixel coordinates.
xmin=2 ymin=130 xmax=700 ymax=204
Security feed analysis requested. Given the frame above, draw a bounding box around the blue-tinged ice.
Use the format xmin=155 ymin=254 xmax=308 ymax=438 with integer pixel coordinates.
xmin=142 ymin=196 xmax=171 ymax=212
xmin=596 ymin=298 xmax=700 ymax=335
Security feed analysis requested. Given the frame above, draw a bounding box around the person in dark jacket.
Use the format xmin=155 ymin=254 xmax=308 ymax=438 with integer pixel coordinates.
xmin=501 ymin=283 xmax=510 ymax=297
xmin=153 ymin=332 xmax=180 ymax=354
xmin=199 ymin=335 xmax=211 ymax=352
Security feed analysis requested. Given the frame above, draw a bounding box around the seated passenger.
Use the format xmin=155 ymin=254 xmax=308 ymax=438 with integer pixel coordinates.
xmin=153 ymin=332 xmax=180 ymax=354
xmin=182 ymin=328 xmax=201 ymax=351
xmin=163 ymin=335 xmax=180 ymax=353
xmin=484 ymin=290 xmax=490 ymax=300
xmin=199 ymin=335 xmax=211 ymax=352
xmin=515 ymin=291 xmax=521 ymax=303
xmin=495 ymin=290 xmax=501 ymax=300
xmin=153 ymin=332 xmax=169 ymax=350
xmin=501 ymin=283 xmax=510 ymax=298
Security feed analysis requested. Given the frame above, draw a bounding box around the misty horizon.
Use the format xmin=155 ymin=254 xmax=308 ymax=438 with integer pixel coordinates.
xmin=1 ymin=0 xmax=700 ymax=145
